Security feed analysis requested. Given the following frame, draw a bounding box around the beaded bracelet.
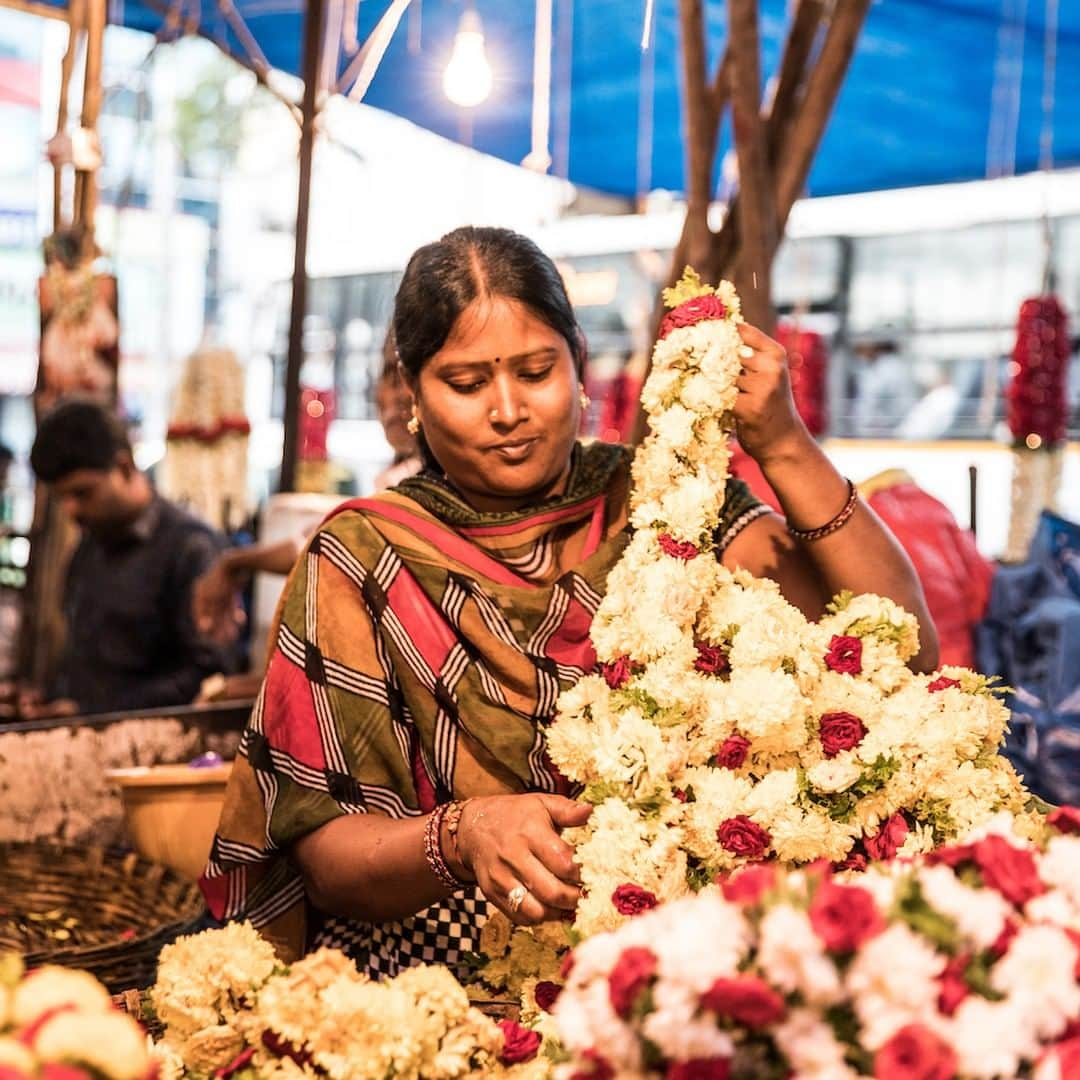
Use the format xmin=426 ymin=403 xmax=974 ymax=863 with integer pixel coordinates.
xmin=423 ymin=801 xmax=470 ymax=890
xmin=787 ymin=478 xmax=858 ymax=542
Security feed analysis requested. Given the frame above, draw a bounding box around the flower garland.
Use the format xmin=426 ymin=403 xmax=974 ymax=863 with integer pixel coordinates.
xmin=149 ymin=921 xmax=549 ymax=1079
xmin=538 ymin=270 xmax=1036 ymax=946
xmin=161 ymin=347 xmax=251 ymax=531
xmin=0 ymin=955 xmax=154 ymax=1079
xmin=1004 ymin=295 xmax=1071 ymax=562
xmin=553 ymin=808 xmax=1080 ymax=1080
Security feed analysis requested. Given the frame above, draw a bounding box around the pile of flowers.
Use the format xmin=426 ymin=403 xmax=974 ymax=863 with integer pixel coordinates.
xmin=553 ymin=808 xmax=1080 ymax=1080
xmin=540 ymin=270 xmax=1035 ymax=943
xmin=0 ymin=954 xmax=154 ymax=1079
xmin=150 ymin=921 xmax=548 ymax=1079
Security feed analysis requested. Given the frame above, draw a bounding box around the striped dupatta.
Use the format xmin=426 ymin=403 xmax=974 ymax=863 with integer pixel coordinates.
xmin=201 ymin=442 xmax=633 ymax=961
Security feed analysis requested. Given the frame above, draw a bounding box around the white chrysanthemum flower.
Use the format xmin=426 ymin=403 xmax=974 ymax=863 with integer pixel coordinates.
xmin=648 ymin=893 xmax=750 ymax=993
xmin=11 ymin=966 xmax=113 ymax=1028
xmin=947 ymin=996 xmax=1044 ymax=1079
xmin=644 ymin=979 xmax=736 ymax=1062
xmin=845 ymin=924 xmax=944 ymax=1050
xmin=651 ymin=403 xmax=698 ymax=454
xmin=655 ymin=471 xmax=723 ymax=544
xmin=758 ymin=904 xmax=842 ymax=1005
xmin=773 ymin=1007 xmax=860 ymax=1080
xmin=553 ymin=977 xmax=643 ymax=1071
xmin=34 ymin=1011 xmax=151 ymax=1080
xmin=806 ymin=757 xmax=863 ymax=794
xmin=916 ymin=863 xmax=1010 ymax=949
xmin=992 ymin=926 xmax=1080 ymax=1040
xmin=640 ymin=363 xmax=684 ymax=414
xmin=1038 ymin=835 xmax=1080 ymax=907
xmin=768 ymin=804 xmax=860 ymax=865
xmin=713 ymin=668 xmax=808 ymax=755
xmin=819 ymin=593 xmax=921 ymax=662
xmin=151 ymin=921 xmax=278 ymax=1040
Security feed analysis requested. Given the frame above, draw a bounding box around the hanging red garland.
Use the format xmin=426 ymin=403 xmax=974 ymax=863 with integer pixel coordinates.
xmin=1006 ymin=295 xmax=1069 ymax=449
xmin=299 ymin=386 xmax=336 ymax=462
xmin=776 ymin=322 xmax=829 ymax=438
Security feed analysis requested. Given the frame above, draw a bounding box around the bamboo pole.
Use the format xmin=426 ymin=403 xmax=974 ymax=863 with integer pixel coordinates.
xmin=773 ymin=0 xmax=871 ymax=232
xmin=52 ymin=0 xmax=84 ymax=232
xmin=707 ymin=0 xmax=829 ymax=280
xmin=74 ymin=0 xmax=106 ymax=248
xmin=766 ymin=0 xmax=826 ymax=161
xmin=728 ymin=0 xmax=775 ymax=330
xmin=279 ymin=0 xmax=327 ymax=493
xmin=677 ymin=0 xmax=713 ymax=270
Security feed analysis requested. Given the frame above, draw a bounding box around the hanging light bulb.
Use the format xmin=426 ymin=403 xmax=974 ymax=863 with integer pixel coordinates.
xmin=443 ymin=8 xmax=493 ymax=108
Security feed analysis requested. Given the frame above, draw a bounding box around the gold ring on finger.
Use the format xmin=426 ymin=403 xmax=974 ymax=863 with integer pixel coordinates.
xmin=507 ymin=884 xmax=529 ymax=914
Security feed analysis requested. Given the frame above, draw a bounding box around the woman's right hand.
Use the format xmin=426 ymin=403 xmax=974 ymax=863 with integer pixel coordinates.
xmin=454 ymin=794 xmax=592 ymax=926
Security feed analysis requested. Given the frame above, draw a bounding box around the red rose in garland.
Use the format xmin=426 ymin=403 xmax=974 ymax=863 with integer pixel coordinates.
xmin=1048 ymin=806 xmax=1080 ymax=835
xmin=534 ymin=980 xmax=563 ymax=1011
xmin=874 ymin=1024 xmax=957 ymax=1080
xmin=611 ymin=883 xmax=660 ymax=916
xmin=714 ymin=733 xmax=750 ymax=769
xmin=658 ymin=294 xmax=727 ymax=340
xmin=701 ymin=975 xmax=786 ymax=1027
xmin=665 ymin=1059 xmax=731 ymax=1079
xmin=864 ymin=812 xmax=908 ymax=861
xmin=973 ymin=834 xmax=1045 ymax=907
xmin=819 ymin=711 xmax=868 ymax=757
xmin=601 ymin=655 xmax=634 ymax=689
xmin=717 ymin=815 xmax=771 ymax=859
xmin=607 ymin=946 xmax=658 ymax=1018
xmin=497 ymin=1019 xmax=542 ymax=1064
xmin=719 ymin=863 xmax=777 ymax=904
xmin=824 ymin=635 xmax=863 ymax=675
xmin=658 ymin=534 xmax=700 ymax=560
xmin=808 ymin=879 xmax=885 ymax=953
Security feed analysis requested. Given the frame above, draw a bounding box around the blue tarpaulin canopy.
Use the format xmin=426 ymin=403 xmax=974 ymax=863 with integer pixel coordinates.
xmin=24 ymin=0 xmax=1075 ymax=200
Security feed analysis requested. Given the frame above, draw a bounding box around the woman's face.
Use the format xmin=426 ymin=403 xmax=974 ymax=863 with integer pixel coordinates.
xmin=412 ymin=295 xmax=581 ymax=512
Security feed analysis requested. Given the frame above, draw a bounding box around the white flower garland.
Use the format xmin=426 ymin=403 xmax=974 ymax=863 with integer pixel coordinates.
xmin=542 ymin=270 xmax=1037 ymax=942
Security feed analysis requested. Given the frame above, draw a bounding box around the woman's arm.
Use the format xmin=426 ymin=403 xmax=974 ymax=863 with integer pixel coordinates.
xmin=723 ymin=324 xmax=939 ymax=672
xmin=292 ymin=793 xmax=590 ymax=926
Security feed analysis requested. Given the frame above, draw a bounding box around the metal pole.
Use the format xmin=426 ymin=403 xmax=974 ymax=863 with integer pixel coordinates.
xmin=279 ymin=0 xmax=327 ymax=493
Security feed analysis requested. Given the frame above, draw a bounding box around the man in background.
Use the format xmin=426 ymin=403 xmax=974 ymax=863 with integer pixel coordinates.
xmin=851 ymin=335 xmax=916 ymax=437
xmin=24 ymin=400 xmax=236 ymax=717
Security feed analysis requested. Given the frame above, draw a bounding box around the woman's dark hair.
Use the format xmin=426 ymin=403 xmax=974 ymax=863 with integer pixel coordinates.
xmin=30 ymin=399 xmax=132 ymax=483
xmin=392 ymin=226 xmax=585 ymax=379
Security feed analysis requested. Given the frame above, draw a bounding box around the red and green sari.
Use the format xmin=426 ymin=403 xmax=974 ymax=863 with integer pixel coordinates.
xmin=201 ymin=441 xmax=764 ymax=973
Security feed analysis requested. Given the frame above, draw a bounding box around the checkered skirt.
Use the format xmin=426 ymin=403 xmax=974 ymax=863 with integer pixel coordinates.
xmin=311 ymin=887 xmax=491 ymax=981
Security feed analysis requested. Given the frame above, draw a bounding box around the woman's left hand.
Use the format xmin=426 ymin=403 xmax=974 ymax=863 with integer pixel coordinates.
xmin=733 ymin=322 xmax=810 ymax=465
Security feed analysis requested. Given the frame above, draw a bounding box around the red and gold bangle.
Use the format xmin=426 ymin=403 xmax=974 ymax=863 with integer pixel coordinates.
xmin=423 ymin=801 xmax=470 ymax=890
xmin=787 ymin=478 xmax=858 ymax=542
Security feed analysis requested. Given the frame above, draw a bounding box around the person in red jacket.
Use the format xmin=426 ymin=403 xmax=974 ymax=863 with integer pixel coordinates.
xmin=732 ymin=451 xmax=992 ymax=669
xmin=856 ymin=470 xmax=993 ymax=669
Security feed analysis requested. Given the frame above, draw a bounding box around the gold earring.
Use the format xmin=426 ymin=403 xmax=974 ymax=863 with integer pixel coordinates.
xmin=579 ymin=388 xmax=591 ymax=410
xmin=407 ymin=408 xmax=420 ymax=436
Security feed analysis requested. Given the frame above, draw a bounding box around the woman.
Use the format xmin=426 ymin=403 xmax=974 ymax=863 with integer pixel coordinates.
xmin=203 ymin=227 xmax=937 ymax=975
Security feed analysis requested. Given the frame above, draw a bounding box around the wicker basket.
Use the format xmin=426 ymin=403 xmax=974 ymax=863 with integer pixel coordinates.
xmin=0 ymin=843 xmax=206 ymax=992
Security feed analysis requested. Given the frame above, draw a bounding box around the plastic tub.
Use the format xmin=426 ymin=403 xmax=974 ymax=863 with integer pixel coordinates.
xmin=106 ymin=763 xmax=232 ymax=881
